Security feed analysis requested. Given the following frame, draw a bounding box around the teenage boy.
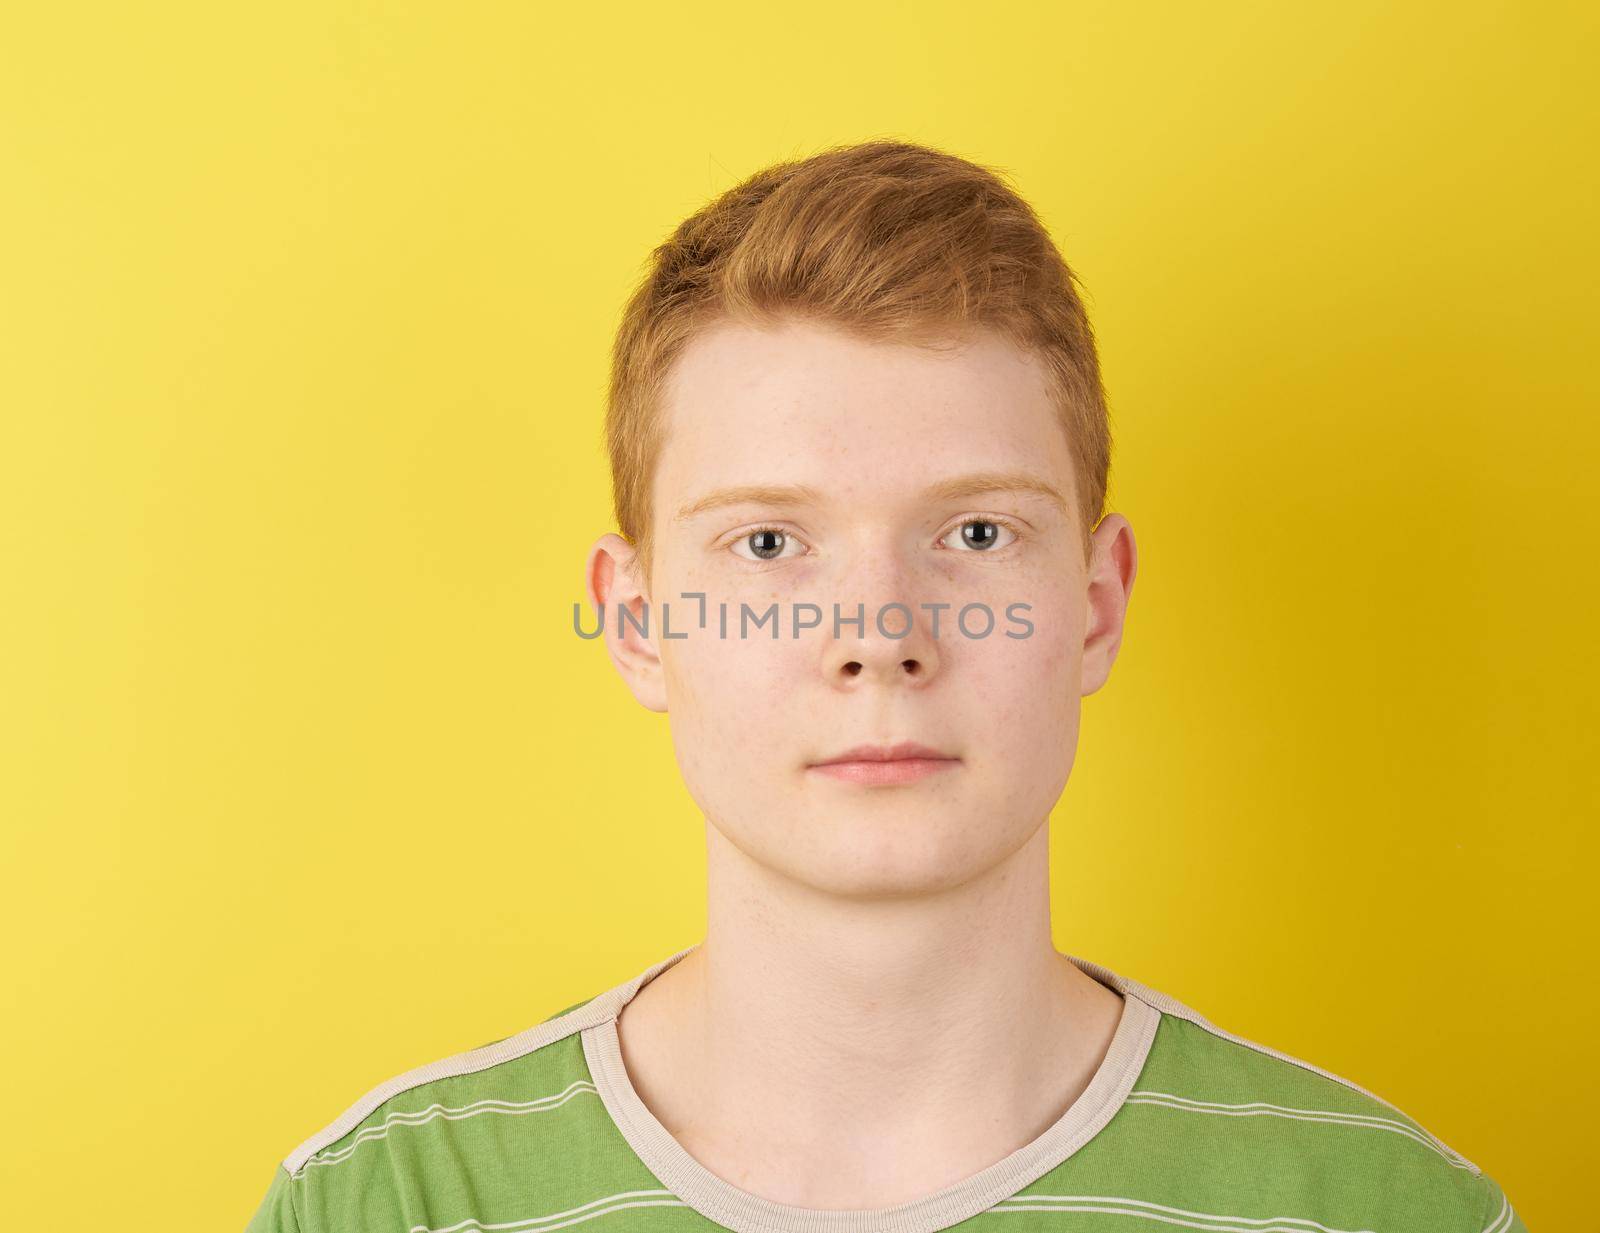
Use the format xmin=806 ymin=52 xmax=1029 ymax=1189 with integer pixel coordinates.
xmin=247 ymin=140 xmax=1526 ymax=1233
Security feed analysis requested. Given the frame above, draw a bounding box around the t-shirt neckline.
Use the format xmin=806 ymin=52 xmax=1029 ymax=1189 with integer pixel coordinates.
xmin=578 ymin=944 xmax=1162 ymax=1233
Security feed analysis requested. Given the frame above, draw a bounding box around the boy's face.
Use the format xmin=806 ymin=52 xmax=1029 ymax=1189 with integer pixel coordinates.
xmin=588 ymin=316 xmax=1135 ymax=899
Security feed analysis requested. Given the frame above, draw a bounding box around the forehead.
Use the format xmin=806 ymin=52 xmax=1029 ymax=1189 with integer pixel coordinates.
xmin=653 ymin=317 xmax=1077 ymax=517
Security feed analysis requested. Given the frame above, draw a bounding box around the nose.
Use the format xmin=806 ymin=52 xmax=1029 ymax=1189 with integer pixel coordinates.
xmin=820 ymin=597 xmax=943 ymax=688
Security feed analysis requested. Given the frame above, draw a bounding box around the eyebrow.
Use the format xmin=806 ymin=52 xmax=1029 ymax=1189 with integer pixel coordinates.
xmin=673 ymin=470 xmax=1071 ymax=523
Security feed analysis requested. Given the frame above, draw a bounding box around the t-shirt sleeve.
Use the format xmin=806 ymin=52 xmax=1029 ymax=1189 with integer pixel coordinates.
xmin=244 ymin=1163 xmax=303 ymax=1233
xmin=1472 ymin=1168 xmax=1530 ymax=1232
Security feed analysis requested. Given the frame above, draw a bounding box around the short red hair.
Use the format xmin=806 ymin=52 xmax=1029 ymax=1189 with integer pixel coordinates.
xmin=605 ymin=139 xmax=1112 ymax=583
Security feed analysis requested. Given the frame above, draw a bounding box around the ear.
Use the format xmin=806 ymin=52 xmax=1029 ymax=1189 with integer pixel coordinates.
xmin=1079 ymin=513 xmax=1138 ymax=697
xmin=584 ymin=533 xmax=668 ymax=713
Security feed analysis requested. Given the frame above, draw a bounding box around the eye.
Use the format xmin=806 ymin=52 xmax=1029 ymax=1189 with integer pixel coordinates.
xmin=729 ymin=525 xmax=806 ymax=562
xmin=940 ymin=517 xmax=1020 ymax=552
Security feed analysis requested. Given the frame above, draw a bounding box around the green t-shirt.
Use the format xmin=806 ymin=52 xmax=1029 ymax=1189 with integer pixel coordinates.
xmin=245 ymin=945 xmax=1528 ymax=1232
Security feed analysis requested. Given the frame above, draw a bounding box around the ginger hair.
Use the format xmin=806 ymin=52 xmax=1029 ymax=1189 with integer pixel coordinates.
xmin=604 ymin=139 xmax=1112 ymax=587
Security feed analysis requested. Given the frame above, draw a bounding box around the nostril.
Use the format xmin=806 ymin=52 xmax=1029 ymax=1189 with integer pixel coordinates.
xmin=844 ymin=662 xmax=862 ymax=676
xmin=903 ymin=660 xmax=920 ymax=674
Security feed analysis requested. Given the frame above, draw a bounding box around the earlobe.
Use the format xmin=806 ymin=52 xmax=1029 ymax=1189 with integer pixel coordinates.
xmin=585 ymin=534 xmax=669 ymax=714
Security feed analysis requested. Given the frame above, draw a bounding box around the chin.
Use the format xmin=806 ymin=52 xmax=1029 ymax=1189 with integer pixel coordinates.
xmin=763 ymin=810 xmax=1027 ymax=900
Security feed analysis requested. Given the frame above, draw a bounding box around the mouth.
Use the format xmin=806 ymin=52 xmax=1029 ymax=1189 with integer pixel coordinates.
xmin=806 ymin=741 xmax=962 ymax=786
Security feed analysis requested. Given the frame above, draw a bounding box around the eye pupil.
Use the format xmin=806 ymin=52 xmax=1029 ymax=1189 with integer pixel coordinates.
xmin=962 ymin=521 xmax=999 ymax=549
xmin=749 ymin=530 xmax=785 ymax=560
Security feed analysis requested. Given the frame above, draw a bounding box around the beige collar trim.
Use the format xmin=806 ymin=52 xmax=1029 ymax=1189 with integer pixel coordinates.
xmin=579 ymin=944 xmax=1161 ymax=1233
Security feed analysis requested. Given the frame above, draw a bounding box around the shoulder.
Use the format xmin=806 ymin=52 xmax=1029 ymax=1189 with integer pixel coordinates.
xmin=1111 ymin=970 xmax=1523 ymax=1230
xmin=251 ymin=990 xmax=616 ymax=1233
xmin=281 ymin=993 xmax=603 ymax=1177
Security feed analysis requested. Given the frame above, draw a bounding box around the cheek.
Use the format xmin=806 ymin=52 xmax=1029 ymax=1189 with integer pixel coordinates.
xmin=661 ymin=622 xmax=808 ymax=799
xmin=968 ymin=583 xmax=1081 ymax=706
xmin=960 ymin=593 xmax=1084 ymax=810
xmin=664 ymin=612 xmax=803 ymax=710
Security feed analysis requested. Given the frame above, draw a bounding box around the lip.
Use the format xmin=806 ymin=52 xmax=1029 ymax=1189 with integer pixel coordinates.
xmin=807 ymin=742 xmax=961 ymax=786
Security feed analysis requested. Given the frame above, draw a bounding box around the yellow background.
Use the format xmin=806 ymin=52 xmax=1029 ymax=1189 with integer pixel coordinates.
xmin=1 ymin=2 xmax=1591 ymax=1226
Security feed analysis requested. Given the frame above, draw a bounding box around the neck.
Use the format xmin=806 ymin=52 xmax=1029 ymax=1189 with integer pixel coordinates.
xmin=615 ymin=818 xmax=1126 ymax=1208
